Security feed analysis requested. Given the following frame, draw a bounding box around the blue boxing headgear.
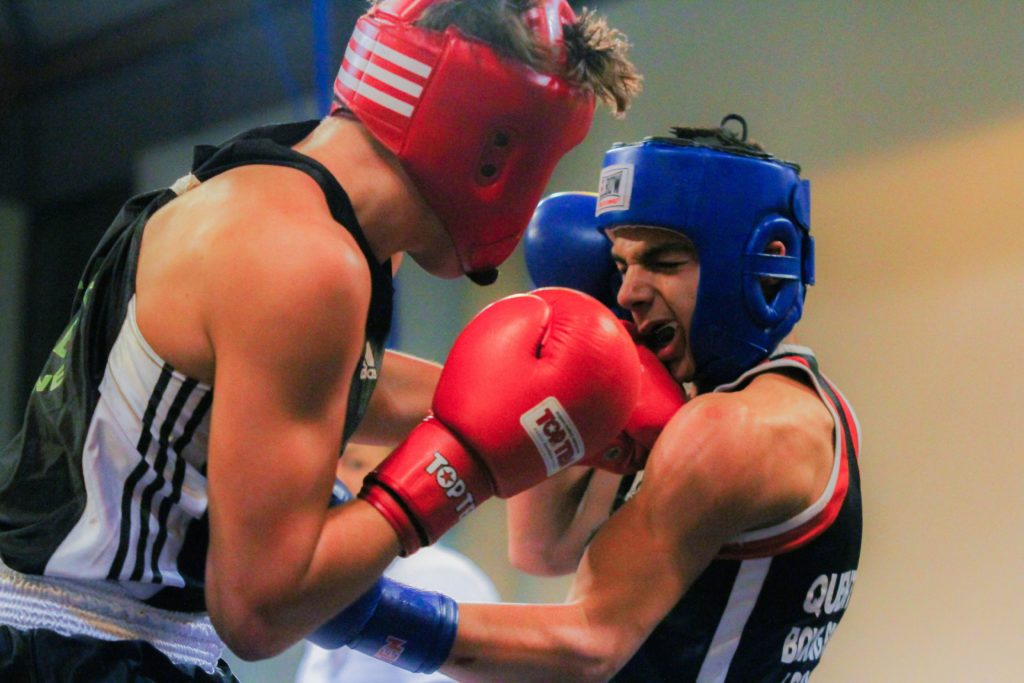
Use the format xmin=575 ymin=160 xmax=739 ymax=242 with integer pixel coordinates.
xmin=595 ymin=115 xmax=815 ymax=390
xmin=524 ymin=192 xmax=623 ymax=313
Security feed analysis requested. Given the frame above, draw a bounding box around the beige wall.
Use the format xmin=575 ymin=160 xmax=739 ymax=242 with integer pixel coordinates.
xmin=803 ymin=117 xmax=1024 ymax=681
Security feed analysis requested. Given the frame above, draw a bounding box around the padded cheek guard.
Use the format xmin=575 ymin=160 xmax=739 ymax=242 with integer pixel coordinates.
xmin=524 ymin=192 xmax=623 ymax=313
xmin=334 ymin=0 xmax=596 ymax=279
xmin=595 ymin=138 xmax=815 ymax=390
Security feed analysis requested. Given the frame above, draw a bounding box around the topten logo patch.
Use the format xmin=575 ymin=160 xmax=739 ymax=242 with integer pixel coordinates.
xmin=373 ymin=635 xmax=406 ymax=664
xmin=596 ymin=163 xmax=634 ymax=215
xmin=521 ymin=397 xmax=585 ymax=475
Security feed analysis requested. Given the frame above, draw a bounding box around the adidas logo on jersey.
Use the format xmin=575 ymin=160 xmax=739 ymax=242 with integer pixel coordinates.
xmin=359 ymin=343 xmax=378 ymax=380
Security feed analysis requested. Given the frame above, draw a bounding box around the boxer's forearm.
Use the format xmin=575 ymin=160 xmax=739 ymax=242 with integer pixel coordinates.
xmin=506 ymin=467 xmax=596 ymax=575
xmin=441 ymin=602 xmax=624 ymax=683
xmin=352 ymin=350 xmax=442 ymax=447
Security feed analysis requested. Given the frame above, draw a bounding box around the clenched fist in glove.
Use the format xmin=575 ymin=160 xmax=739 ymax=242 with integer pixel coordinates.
xmin=359 ymin=287 xmax=641 ymax=555
xmin=585 ymin=324 xmax=687 ymax=474
xmin=524 ymin=192 xmax=687 ymax=474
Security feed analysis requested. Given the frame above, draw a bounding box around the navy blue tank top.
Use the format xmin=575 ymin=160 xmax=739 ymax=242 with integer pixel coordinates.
xmin=611 ymin=345 xmax=861 ymax=682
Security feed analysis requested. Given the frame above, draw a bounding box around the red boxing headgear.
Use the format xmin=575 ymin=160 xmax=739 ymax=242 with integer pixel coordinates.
xmin=332 ymin=0 xmax=596 ymax=280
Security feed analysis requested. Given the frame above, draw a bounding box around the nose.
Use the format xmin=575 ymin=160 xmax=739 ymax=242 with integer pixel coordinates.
xmin=616 ymin=266 xmax=653 ymax=313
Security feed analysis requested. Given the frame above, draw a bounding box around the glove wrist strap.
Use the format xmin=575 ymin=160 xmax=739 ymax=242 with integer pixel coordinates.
xmin=308 ymin=577 xmax=458 ymax=674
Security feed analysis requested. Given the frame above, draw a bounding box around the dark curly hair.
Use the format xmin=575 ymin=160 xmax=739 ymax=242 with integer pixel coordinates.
xmin=666 ymin=114 xmax=801 ymax=172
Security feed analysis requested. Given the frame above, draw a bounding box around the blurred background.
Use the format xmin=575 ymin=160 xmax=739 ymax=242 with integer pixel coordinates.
xmin=1 ymin=1 xmax=1022 ymax=680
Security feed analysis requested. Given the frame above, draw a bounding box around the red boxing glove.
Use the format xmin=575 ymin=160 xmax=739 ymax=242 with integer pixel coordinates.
xmin=583 ymin=328 xmax=688 ymax=474
xmin=360 ymin=288 xmax=641 ymax=554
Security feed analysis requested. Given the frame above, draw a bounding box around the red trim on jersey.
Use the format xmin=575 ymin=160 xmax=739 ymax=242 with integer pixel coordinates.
xmin=824 ymin=376 xmax=860 ymax=457
xmin=716 ymin=354 xmax=855 ymax=560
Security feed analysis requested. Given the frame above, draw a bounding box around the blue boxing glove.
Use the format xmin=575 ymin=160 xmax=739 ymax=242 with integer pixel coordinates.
xmin=524 ymin=191 xmax=624 ymax=315
xmin=310 ymin=480 xmax=458 ymax=673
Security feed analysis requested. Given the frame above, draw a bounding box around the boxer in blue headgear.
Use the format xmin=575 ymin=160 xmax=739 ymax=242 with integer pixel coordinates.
xmin=435 ymin=116 xmax=862 ymax=683
xmin=527 ymin=115 xmax=814 ymax=390
xmin=595 ymin=114 xmax=815 ymax=390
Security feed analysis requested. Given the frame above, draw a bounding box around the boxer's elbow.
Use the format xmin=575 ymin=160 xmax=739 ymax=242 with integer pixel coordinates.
xmin=213 ymin=607 xmax=299 ymax=661
xmin=508 ymin=528 xmax=588 ymax=576
xmin=508 ymin=540 xmax=580 ymax=576
xmin=560 ymin=641 xmax=629 ymax=683
xmin=207 ymin=584 xmax=297 ymax=661
xmin=555 ymin=617 xmax=636 ymax=682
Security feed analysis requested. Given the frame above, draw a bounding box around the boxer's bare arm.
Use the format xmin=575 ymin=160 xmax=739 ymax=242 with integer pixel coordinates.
xmin=350 ymin=350 xmax=442 ymax=447
xmin=444 ymin=373 xmax=834 ymax=682
xmin=143 ymin=170 xmax=402 ymax=659
xmin=505 ymin=342 xmax=686 ymax=577
xmin=506 ymin=467 xmax=620 ymax=576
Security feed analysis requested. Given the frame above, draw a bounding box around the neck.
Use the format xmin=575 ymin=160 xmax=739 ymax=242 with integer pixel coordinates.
xmin=293 ymin=116 xmax=436 ymax=265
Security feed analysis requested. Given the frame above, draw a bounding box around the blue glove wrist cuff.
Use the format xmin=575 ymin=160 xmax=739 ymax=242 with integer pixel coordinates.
xmin=307 ymin=579 xmax=383 ymax=649
xmin=349 ymin=577 xmax=459 ymax=674
xmin=315 ymin=481 xmax=458 ymax=672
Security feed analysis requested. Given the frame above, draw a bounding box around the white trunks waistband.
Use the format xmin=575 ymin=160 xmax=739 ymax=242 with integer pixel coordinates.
xmin=0 ymin=562 xmax=225 ymax=674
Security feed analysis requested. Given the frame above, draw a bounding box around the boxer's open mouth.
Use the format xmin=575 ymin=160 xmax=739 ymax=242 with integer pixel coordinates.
xmin=645 ymin=322 xmax=678 ymax=351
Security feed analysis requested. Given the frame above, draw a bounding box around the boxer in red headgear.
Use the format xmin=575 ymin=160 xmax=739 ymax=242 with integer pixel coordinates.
xmin=334 ymin=0 xmax=606 ymax=283
xmin=0 ymin=2 xmax=641 ymax=681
